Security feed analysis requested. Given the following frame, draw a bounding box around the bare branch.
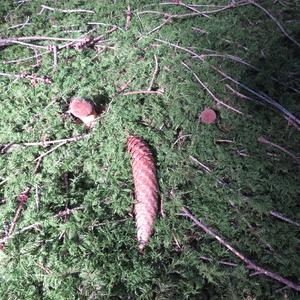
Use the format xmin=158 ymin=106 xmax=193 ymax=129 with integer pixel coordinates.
xmin=258 ymin=136 xmax=300 ymax=165
xmin=270 ymin=211 xmax=300 ymax=229
xmin=148 ymin=54 xmax=159 ymax=91
xmin=123 ymin=89 xmax=164 ymax=96
xmin=179 ymin=207 xmax=300 ymax=292
xmin=182 ymin=62 xmax=243 ymax=114
xmin=214 ymin=67 xmax=300 ymax=127
xmin=251 ymin=1 xmax=300 ymax=49
xmin=38 ymin=5 xmax=95 ymax=14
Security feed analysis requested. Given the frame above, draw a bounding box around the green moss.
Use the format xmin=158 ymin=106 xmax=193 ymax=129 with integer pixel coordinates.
xmin=0 ymin=0 xmax=299 ymax=299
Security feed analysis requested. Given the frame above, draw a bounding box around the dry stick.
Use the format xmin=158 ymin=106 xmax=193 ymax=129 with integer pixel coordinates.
xmin=251 ymin=1 xmax=300 ymax=49
xmin=258 ymin=136 xmax=300 ymax=165
xmin=0 ymin=223 xmax=41 ymax=244
xmin=155 ymin=38 xmax=205 ymax=61
xmin=0 ymin=72 xmax=51 ymax=84
xmin=190 ymin=155 xmax=211 ymax=173
xmin=173 ymin=134 xmax=192 ymax=147
xmin=125 ymin=5 xmax=132 ymax=31
xmin=7 ymin=40 xmax=48 ymax=49
xmin=1 ymin=133 xmax=88 ymax=149
xmin=161 ymin=1 xmax=210 ymax=18
xmin=270 ymin=211 xmax=300 ymax=229
xmin=189 ymin=157 xmax=278 ymax=252
xmin=179 ymin=207 xmax=300 ymax=292
xmin=0 ymin=206 xmax=84 ymax=244
xmin=53 ymin=45 xmax=58 ymax=68
xmin=214 ymin=68 xmax=300 ymax=127
xmin=7 ymin=187 xmax=31 ymax=237
xmin=142 ymin=17 xmax=172 ymax=37
xmin=0 ymin=36 xmax=102 ymax=47
xmin=148 ymin=54 xmax=159 ymax=91
xmin=34 ymin=141 xmax=67 ymax=162
xmin=197 ymin=51 xmax=299 ymax=94
xmin=123 ymin=89 xmax=164 ymax=96
xmin=1 ymin=141 xmax=79 ymax=244
xmin=139 ymin=1 xmax=250 ymax=19
xmin=0 ymin=134 xmax=88 ymax=186
xmin=38 ymin=5 xmax=95 ymax=14
xmin=158 ymin=37 xmax=298 ymax=94
xmin=199 ymin=255 xmax=238 ymax=267
xmin=3 ymin=26 xmax=116 ymax=64
xmin=226 ymin=84 xmax=255 ymax=101
xmin=8 ymin=16 xmax=30 ymax=29
xmin=181 ymin=62 xmax=243 ymax=114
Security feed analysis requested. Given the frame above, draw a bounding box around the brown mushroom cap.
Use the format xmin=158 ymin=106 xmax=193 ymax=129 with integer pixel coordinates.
xmin=199 ymin=108 xmax=217 ymax=124
xmin=69 ymin=98 xmax=94 ymax=117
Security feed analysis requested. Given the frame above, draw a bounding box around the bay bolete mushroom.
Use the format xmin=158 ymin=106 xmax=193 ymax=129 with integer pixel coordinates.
xmin=68 ymin=98 xmax=97 ymax=129
xmin=199 ymin=107 xmax=217 ymax=124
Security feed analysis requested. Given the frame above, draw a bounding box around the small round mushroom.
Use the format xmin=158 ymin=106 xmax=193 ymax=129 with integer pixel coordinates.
xmin=199 ymin=108 xmax=217 ymax=124
xmin=68 ymin=98 xmax=97 ymax=129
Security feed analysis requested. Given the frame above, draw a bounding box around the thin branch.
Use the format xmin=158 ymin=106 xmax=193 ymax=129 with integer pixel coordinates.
xmin=190 ymin=155 xmax=211 ymax=173
xmin=34 ymin=142 xmax=67 ymax=162
xmin=251 ymin=1 xmax=300 ymax=49
xmin=141 ymin=17 xmax=172 ymax=37
xmin=182 ymin=62 xmax=243 ymax=114
xmin=155 ymin=38 xmax=205 ymax=62
xmin=226 ymin=84 xmax=255 ymax=101
xmin=214 ymin=68 xmax=300 ymax=126
xmin=258 ymin=136 xmax=300 ymax=165
xmin=0 ymin=72 xmax=51 ymax=85
xmin=38 ymin=5 xmax=95 ymax=14
xmin=148 ymin=54 xmax=159 ymax=91
xmin=54 ymin=206 xmax=84 ymax=218
xmin=199 ymin=255 xmax=238 ymax=267
xmin=122 ymin=89 xmax=164 ymax=96
xmin=125 ymin=5 xmax=132 ymax=31
xmin=0 ymin=223 xmax=41 ymax=244
xmin=270 ymin=211 xmax=300 ymax=229
xmin=179 ymin=207 xmax=300 ymax=292
xmin=8 ymin=16 xmax=30 ymax=29
xmin=7 ymin=187 xmax=31 ymax=238
xmin=0 ymin=134 xmax=88 ymax=150
xmin=139 ymin=1 xmax=250 ymax=19
xmin=160 ymin=2 xmax=210 ymax=18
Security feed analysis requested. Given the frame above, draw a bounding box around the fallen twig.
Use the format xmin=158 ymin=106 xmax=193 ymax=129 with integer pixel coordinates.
xmin=38 ymin=5 xmax=95 ymax=14
xmin=190 ymin=155 xmax=211 ymax=173
xmin=226 ymin=84 xmax=255 ymax=101
xmin=199 ymin=255 xmax=238 ymax=267
xmin=179 ymin=207 xmax=300 ymax=292
xmin=142 ymin=17 xmax=172 ymax=38
xmin=0 ymin=71 xmax=51 ymax=85
xmin=5 ymin=188 xmax=31 ymax=240
xmin=250 ymin=1 xmax=300 ymax=49
xmin=148 ymin=54 xmax=159 ymax=91
xmin=139 ymin=1 xmax=250 ymax=19
xmin=214 ymin=68 xmax=300 ymax=127
xmin=160 ymin=2 xmax=210 ymax=18
xmin=8 ymin=16 xmax=31 ymax=29
xmin=0 ymin=133 xmax=88 ymax=151
xmin=270 ymin=211 xmax=300 ymax=229
xmin=182 ymin=62 xmax=243 ymax=114
xmin=258 ymin=136 xmax=300 ymax=165
xmin=34 ymin=141 xmax=67 ymax=162
xmin=0 ymin=223 xmax=41 ymax=244
xmin=54 ymin=206 xmax=84 ymax=218
xmin=123 ymin=89 xmax=164 ymax=96
xmin=125 ymin=5 xmax=132 ymax=30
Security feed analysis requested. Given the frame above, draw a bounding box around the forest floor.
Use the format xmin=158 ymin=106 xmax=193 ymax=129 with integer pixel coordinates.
xmin=0 ymin=0 xmax=299 ymax=299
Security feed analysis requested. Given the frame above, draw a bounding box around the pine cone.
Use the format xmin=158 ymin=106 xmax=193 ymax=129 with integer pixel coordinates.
xmin=127 ymin=135 xmax=158 ymax=251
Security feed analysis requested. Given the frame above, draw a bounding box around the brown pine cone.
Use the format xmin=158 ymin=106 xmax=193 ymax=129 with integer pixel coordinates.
xmin=127 ymin=135 xmax=158 ymax=252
